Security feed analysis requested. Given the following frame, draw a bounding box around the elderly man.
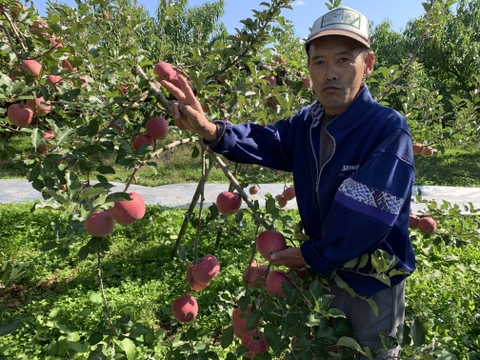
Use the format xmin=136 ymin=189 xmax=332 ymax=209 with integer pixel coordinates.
xmin=162 ymin=6 xmax=415 ymax=358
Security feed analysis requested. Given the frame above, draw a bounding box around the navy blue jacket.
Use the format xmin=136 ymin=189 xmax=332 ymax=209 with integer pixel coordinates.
xmin=209 ymin=85 xmax=416 ymax=296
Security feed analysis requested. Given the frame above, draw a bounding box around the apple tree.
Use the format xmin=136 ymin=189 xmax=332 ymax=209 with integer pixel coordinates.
xmin=1 ymin=0 xmax=478 ymax=358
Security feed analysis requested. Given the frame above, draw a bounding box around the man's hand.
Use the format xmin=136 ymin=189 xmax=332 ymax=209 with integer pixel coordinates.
xmin=160 ymin=75 xmax=217 ymax=142
xmin=269 ymin=247 xmax=306 ymax=269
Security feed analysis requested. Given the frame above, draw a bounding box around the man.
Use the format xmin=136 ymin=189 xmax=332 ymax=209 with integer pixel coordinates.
xmin=162 ymin=6 xmax=415 ymax=358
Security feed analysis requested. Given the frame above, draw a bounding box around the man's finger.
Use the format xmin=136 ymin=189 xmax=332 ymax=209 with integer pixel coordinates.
xmin=177 ymin=75 xmax=197 ymax=104
xmin=160 ymin=80 xmax=186 ymax=102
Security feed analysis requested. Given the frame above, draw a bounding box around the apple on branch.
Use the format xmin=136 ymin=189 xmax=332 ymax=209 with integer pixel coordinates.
xmin=231 ymin=304 xmax=253 ymax=338
xmin=256 ymin=230 xmax=287 ymax=260
xmin=241 ymin=328 xmax=270 ymax=359
xmin=244 ymin=261 xmax=268 ymax=289
xmin=85 ymin=210 xmax=115 ymax=237
xmin=281 ymin=187 xmax=295 ymax=201
xmin=248 ymin=185 xmax=259 ymax=195
xmin=216 ymin=191 xmax=242 ymax=215
xmin=186 ymin=266 xmax=209 ymax=290
xmin=109 ymin=192 xmax=146 ymax=225
xmin=191 ymin=254 xmax=220 ymax=285
xmin=145 ymin=116 xmax=169 ymax=140
xmin=21 ymin=59 xmax=42 ymax=78
xmin=7 ymin=103 xmax=34 ymax=127
xmin=171 ymin=295 xmax=198 ymax=323
xmin=418 ymin=216 xmax=437 ymax=234
xmin=26 ymin=96 xmax=52 ymax=116
xmin=265 ymin=269 xmax=295 ymax=298
xmin=133 ymin=133 xmax=154 ymax=151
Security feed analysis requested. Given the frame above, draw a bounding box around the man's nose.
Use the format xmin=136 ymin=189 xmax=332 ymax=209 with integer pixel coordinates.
xmin=325 ymin=62 xmax=338 ymax=81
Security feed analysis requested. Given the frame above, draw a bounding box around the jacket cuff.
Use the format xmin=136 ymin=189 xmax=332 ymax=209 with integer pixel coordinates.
xmin=203 ymin=120 xmax=226 ymax=147
xmin=301 ymin=239 xmax=335 ymax=274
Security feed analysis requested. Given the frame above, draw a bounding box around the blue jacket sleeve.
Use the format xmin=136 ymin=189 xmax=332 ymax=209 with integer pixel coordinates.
xmin=209 ymin=119 xmax=297 ymax=172
xmin=301 ymin=128 xmax=415 ymax=273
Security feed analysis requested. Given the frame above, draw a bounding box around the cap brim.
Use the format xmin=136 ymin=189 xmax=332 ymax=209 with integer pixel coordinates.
xmin=305 ymin=29 xmax=370 ymax=49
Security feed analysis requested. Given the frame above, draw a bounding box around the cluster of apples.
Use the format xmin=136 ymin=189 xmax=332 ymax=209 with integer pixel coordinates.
xmin=413 ymin=142 xmax=435 ymax=157
xmin=409 ymin=210 xmax=437 ymax=235
xmin=84 ymin=192 xmax=146 ymax=237
xmin=5 ymin=7 xmax=87 ymax=129
xmin=171 ymin=254 xmax=220 ymax=323
xmin=230 ymin=230 xmax=308 ymax=357
xmin=132 ymin=116 xmax=169 ymax=151
xmin=248 ymin=185 xmax=296 ymax=209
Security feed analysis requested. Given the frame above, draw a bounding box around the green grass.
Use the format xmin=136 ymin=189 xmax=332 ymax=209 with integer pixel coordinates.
xmin=413 ymin=147 xmax=480 ymax=187
xmin=1 ymin=203 xmax=480 ymax=358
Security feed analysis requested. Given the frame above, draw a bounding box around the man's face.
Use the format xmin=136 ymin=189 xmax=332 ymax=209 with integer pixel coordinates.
xmin=307 ymin=35 xmax=374 ymax=115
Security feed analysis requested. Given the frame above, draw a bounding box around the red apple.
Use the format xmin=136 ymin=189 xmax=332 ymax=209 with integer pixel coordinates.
xmin=119 ymin=84 xmax=128 ymax=95
xmin=409 ymin=214 xmax=420 ymax=229
xmin=77 ymin=75 xmax=88 ymax=87
xmin=231 ymin=305 xmax=253 ymax=338
xmin=256 ymin=230 xmax=287 ymax=260
xmin=47 ymin=74 xmax=62 ymax=85
xmin=191 ymin=254 xmax=220 ymax=285
xmin=61 ymin=59 xmax=76 ymax=73
xmin=186 ymin=266 xmax=209 ymax=290
xmin=265 ymin=270 xmax=295 ymax=298
xmin=418 ymin=216 xmax=437 ymax=234
xmin=32 ymin=19 xmax=49 ymax=35
xmin=26 ymin=96 xmax=51 ymax=116
xmin=216 ymin=191 xmax=242 ymax=215
xmin=265 ymin=75 xmax=276 ymax=87
xmin=301 ymin=76 xmax=312 ymax=89
xmin=281 ymin=187 xmax=295 ymax=201
xmin=43 ymin=131 xmax=55 ymax=140
xmin=249 ymin=185 xmax=259 ymax=195
xmin=109 ymin=192 xmax=146 ymax=225
xmin=133 ymin=133 xmax=154 ymax=151
xmin=422 ymin=146 xmax=434 ymax=157
xmin=274 ymin=56 xmax=285 ymax=64
xmin=85 ymin=210 xmax=115 ymax=237
xmin=241 ymin=328 xmax=270 ymax=358
xmin=7 ymin=103 xmax=34 ymax=127
xmin=21 ymin=59 xmax=42 ymax=77
xmin=145 ymin=116 xmax=169 ymax=140
xmin=275 ymin=194 xmax=287 ymax=208
xmin=48 ymin=36 xmax=63 ymax=49
xmin=154 ymin=61 xmax=177 ymax=82
xmin=171 ymin=295 xmax=198 ymax=323
xmin=244 ymin=261 xmax=268 ymax=289
xmin=102 ymin=11 xmax=109 ymax=19
xmin=412 ymin=142 xmax=424 ymax=155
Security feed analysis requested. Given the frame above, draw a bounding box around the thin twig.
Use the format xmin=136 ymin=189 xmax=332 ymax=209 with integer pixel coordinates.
xmin=97 ymin=250 xmax=116 ymax=334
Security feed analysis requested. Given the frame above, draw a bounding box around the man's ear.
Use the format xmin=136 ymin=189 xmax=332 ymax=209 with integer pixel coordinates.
xmin=364 ymin=51 xmax=375 ymax=77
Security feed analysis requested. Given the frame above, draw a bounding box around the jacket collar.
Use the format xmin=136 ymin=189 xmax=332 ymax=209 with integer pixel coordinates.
xmin=308 ymin=82 xmax=370 ymax=126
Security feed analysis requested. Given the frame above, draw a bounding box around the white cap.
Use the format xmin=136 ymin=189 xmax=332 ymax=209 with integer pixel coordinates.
xmin=305 ymin=6 xmax=370 ymax=49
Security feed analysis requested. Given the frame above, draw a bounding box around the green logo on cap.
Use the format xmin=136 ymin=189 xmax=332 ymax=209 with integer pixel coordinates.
xmin=321 ymin=8 xmax=361 ymax=30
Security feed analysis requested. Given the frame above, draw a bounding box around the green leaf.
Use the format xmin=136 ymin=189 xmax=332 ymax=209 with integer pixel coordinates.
xmin=0 ymin=319 xmax=21 ymax=337
xmin=97 ymin=165 xmax=115 ymax=174
xmin=264 ymin=323 xmax=281 ymax=349
xmin=220 ymin=325 xmax=234 ymax=349
xmin=119 ymin=338 xmax=136 ymax=359
xmin=336 ymin=336 xmax=363 ymax=352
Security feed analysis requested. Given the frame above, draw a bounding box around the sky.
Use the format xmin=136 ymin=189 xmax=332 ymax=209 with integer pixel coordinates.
xmin=31 ymin=0 xmax=426 ymax=39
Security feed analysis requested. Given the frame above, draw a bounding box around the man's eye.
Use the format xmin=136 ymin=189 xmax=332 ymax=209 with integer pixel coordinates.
xmin=339 ymin=58 xmax=350 ymax=63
